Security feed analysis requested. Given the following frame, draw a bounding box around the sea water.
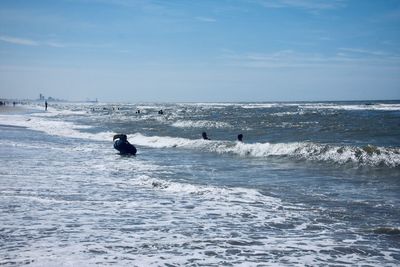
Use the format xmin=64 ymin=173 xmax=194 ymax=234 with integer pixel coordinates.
xmin=0 ymin=101 xmax=399 ymax=266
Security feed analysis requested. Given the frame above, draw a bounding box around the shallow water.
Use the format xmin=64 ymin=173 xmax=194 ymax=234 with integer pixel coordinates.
xmin=0 ymin=101 xmax=399 ymax=266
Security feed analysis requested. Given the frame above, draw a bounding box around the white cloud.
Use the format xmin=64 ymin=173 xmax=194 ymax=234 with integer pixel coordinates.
xmin=338 ymin=48 xmax=388 ymax=57
xmin=45 ymin=41 xmax=66 ymax=48
xmin=0 ymin=35 xmax=64 ymax=48
xmin=0 ymin=35 xmax=38 ymax=46
xmin=0 ymin=35 xmax=111 ymax=49
xmin=195 ymin=16 xmax=217 ymax=22
xmin=222 ymin=49 xmax=400 ymax=69
xmin=253 ymin=0 xmax=346 ymax=10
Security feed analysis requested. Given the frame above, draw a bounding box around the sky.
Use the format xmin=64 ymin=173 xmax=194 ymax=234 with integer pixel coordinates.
xmin=0 ymin=0 xmax=399 ymax=102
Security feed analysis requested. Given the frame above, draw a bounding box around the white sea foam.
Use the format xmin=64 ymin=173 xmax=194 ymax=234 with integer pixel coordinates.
xmin=172 ymin=119 xmax=233 ymax=129
xmin=2 ymin=110 xmax=398 ymax=168
xmin=186 ymin=102 xmax=400 ymax=111
xmin=1 ymin=108 xmax=398 ymax=168
xmin=2 ymin=107 xmax=399 ymax=266
xmin=240 ymin=103 xmax=280 ymax=109
xmin=0 ymin=113 xmax=113 ymax=141
xmin=231 ymin=142 xmax=400 ymax=167
xmin=181 ymin=102 xmax=281 ymax=109
xmin=271 ymin=111 xmax=305 ymax=116
xmin=300 ymin=103 xmax=400 ymax=111
xmin=130 ymin=133 xmax=208 ymax=149
xmin=181 ymin=102 xmax=242 ymax=107
xmin=131 ymin=174 xmax=279 ymax=204
xmin=130 ymin=133 xmax=400 ymax=168
xmin=37 ymin=108 xmax=88 ymax=117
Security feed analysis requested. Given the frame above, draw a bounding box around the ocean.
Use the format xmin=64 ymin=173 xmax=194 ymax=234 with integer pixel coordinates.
xmin=0 ymin=101 xmax=399 ymax=266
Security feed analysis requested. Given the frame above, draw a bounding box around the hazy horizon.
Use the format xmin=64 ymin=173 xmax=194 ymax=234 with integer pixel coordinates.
xmin=1 ymin=0 xmax=399 ymax=102
xmin=3 ymin=97 xmax=400 ymax=104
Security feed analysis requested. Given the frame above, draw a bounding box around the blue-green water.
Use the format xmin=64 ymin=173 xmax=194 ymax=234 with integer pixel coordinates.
xmin=0 ymin=101 xmax=399 ymax=266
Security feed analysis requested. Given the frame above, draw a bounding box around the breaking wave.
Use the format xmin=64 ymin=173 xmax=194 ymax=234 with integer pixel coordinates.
xmin=300 ymin=103 xmax=400 ymax=111
xmin=171 ymin=120 xmax=233 ymax=129
xmin=1 ymin=106 xmax=399 ymax=168
xmin=130 ymin=133 xmax=400 ymax=168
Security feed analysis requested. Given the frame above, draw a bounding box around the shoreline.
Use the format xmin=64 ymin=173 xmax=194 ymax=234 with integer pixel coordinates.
xmin=0 ymin=105 xmax=43 ymax=129
xmin=0 ymin=105 xmax=28 ymax=114
xmin=0 ymin=104 xmax=44 ymax=115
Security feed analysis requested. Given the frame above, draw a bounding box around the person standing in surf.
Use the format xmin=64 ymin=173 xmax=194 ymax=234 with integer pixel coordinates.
xmin=202 ymin=132 xmax=210 ymax=140
xmin=113 ymin=134 xmax=137 ymax=155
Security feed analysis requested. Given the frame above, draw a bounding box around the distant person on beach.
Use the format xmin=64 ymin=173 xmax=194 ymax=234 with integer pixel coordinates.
xmin=13 ymin=101 xmax=16 ymax=107
xmin=237 ymin=134 xmax=243 ymax=142
xmin=45 ymin=101 xmax=48 ymax=111
xmin=202 ymin=132 xmax=210 ymax=140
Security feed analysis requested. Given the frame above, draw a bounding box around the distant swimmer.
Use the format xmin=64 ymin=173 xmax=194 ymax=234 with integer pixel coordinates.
xmin=158 ymin=110 xmax=164 ymax=115
xmin=136 ymin=109 xmax=140 ymax=114
xmin=237 ymin=134 xmax=243 ymax=142
xmin=202 ymin=132 xmax=210 ymax=140
xmin=113 ymin=134 xmax=137 ymax=155
xmin=45 ymin=101 xmax=48 ymax=111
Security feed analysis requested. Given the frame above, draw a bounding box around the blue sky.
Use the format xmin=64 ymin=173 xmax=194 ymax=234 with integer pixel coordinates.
xmin=0 ymin=0 xmax=399 ymax=102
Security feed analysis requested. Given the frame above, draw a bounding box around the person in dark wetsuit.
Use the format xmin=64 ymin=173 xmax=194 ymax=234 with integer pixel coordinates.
xmin=237 ymin=134 xmax=243 ymax=142
xmin=202 ymin=132 xmax=210 ymax=140
xmin=45 ymin=101 xmax=48 ymax=111
xmin=113 ymin=134 xmax=137 ymax=155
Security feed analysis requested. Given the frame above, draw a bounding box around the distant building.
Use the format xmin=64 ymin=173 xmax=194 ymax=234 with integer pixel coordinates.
xmin=37 ymin=93 xmax=65 ymax=102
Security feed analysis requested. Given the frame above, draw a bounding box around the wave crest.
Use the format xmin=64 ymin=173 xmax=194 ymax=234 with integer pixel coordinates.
xmin=130 ymin=134 xmax=400 ymax=168
xmin=172 ymin=120 xmax=232 ymax=129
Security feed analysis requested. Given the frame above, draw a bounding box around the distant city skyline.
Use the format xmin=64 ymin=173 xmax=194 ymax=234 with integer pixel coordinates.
xmin=0 ymin=0 xmax=399 ymax=102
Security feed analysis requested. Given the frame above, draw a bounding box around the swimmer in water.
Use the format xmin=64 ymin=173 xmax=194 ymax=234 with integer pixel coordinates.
xmin=237 ymin=134 xmax=243 ymax=142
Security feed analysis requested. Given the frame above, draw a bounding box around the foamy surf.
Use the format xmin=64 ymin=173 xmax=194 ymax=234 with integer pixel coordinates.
xmin=0 ymin=111 xmax=114 ymax=141
xmin=300 ymin=103 xmax=400 ymax=111
xmin=1 ymin=101 xmax=400 ymax=266
xmin=130 ymin=133 xmax=400 ymax=168
xmin=1 ymin=108 xmax=398 ymax=168
xmin=172 ymin=120 xmax=233 ymax=129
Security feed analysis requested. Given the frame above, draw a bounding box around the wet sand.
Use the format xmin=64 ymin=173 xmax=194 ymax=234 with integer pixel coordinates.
xmin=0 ymin=105 xmax=28 ymax=114
xmin=0 ymin=104 xmax=45 ymax=116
